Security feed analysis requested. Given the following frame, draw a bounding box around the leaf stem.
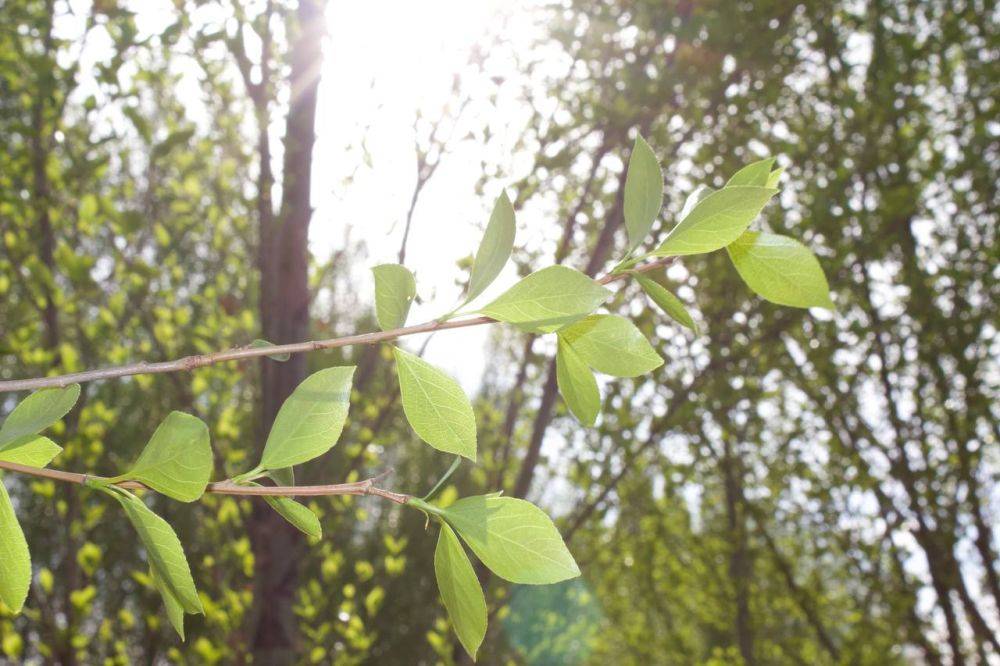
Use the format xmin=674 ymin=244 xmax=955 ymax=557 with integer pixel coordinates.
xmin=422 ymin=456 xmax=461 ymax=501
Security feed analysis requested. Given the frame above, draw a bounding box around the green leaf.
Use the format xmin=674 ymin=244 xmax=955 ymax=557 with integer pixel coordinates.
xmin=653 ymin=186 xmax=777 ymax=257
xmin=263 ymin=495 xmax=322 ymax=539
xmin=559 ymin=315 xmax=663 ymax=378
xmin=679 ymin=185 xmax=714 ymax=220
xmin=0 ymin=437 xmax=62 ymax=467
xmin=765 ymin=165 xmax=785 ymax=188
xmin=111 ymin=412 xmax=212 ymax=503
xmin=268 ymin=467 xmax=295 ymax=487
xmin=636 ymin=274 xmax=697 ymax=332
xmin=372 ymin=264 xmax=417 ymax=331
xmin=435 ymin=523 xmax=487 ymax=661
xmin=555 ymin=339 xmax=600 ymax=426
xmin=150 ymin=567 xmax=186 ymax=640
xmin=106 ymin=488 xmax=203 ymax=615
xmin=624 ymin=135 xmax=663 ymax=251
xmin=441 ymin=495 xmax=580 ymax=585
xmin=726 ymin=231 xmax=834 ymax=309
xmin=463 ymin=191 xmax=516 ymax=306
xmin=394 ymin=348 xmax=476 ymax=461
xmin=726 ymin=157 xmax=776 ymax=187
xmin=0 ymin=482 xmax=30 ymax=614
xmin=259 ymin=366 xmax=355 ymax=470
xmin=479 ymin=265 xmax=611 ymax=333
xmin=0 ymin=384 xmax=80 ymax=450
xmin=250 ymin=339 xmax=290 ymax=362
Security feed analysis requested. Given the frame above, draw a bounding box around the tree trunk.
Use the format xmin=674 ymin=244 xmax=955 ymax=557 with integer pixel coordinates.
xmin=247 ymin=1 xmax=324 ymax=662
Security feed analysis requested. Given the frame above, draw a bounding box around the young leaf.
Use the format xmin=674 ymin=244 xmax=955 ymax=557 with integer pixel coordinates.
xmin=107 ymin=488 xmax=203 ymax=615
xmin=441 ymin=495 xmax=581 ymax=584
xmin=635 ymin=274 xmax=697 ymax=332
xmin=372 ymin=264 xmax=417 ymax=331
xmin=463 ymin=191 xmax=516 ymax=306
xmin=150 ymin=567 xmax=186 ymax=640
xmin=110 ymin=412 xmax=212 ymax=503
xmin=0 ymin=437 xmax=62 ymax=468
xmin=250 ymin=339 xmax=291 ymax=362
xmin=559 ymin=315 xmax=663 ymax=378
xmin=394 ymin=348 xmax=476 ymax=461
xmin=679 ymin=184 xmax=714 ymax=220
xmin=0 ymin=384 xmax=80 ymax=450
xmin=726 ymin=231 xmax=834 ymax=309
xmin=0 ymin=482 xmax=30 ymax=614
xmin=259 ymin=366 xmax=355 ymax=470
xmin=479 ymin=265 xmax=611 ymax=333
xmin=555 ymin=339 xmax=600 ymax=426
xmin=624 ymin=134 xmax=663 ymax=251
xmin=765 ymin=165 xmax=785 ymax=189
xmin=263 ymin=495 xmax=322 ymax=539
xmin=726 ymin=157 xmax=776 ymax=187
xmin=435 ymin=523 xmax=487 ymax=661
xmin=653 ymin=186 xmax=777 ymax=257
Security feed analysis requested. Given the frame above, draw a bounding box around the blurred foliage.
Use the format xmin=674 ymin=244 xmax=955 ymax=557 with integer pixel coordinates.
xmin=0 ymin=0 xmax=997 ymax=664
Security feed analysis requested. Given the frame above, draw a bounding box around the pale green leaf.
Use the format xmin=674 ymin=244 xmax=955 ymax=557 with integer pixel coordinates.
xmin=653 ymin=186 xmax=777 ymax=257
xmin=726 ymin=231 xmax=834 ymax=309
xmin=263 ymin=494 xmax=322 ymax=539
xmin=635 ymin=275 xmax=697 ymax=332
xmin=624 ymin=135 xmax=663 ymax=251
xmin=555 ymin=339 xmax=600 ymax=426
xmin=0 ymin=482 xmax=30 ymax=613
xmin=559 ymin=315 xmax=663 ymax=378
xmin=150 ymin=567 xmax=186 ymax=640
xmin=250 ymin=339 xmax=290 ymax=362
xmin=0 ymin=384 xmax=80 ymax=450
xmin=463 ymin=191 xmax=515 ymax=306
xmin=765 ymin=165 xmax=785 ymax=188
xmin=441 ymin=495 xmax=580 ymax=584
xmin=435 ymin=523 xmax=487 ymax=660
xmin=372 ymin=264 xmax=416 ymax=331
xmin=268 ymin=467 xmax=295 ymax=487
xmin=479 ymin=265 xmax=611 ymax=333
xmin=107 ymin=488 xmax=203 ymax=615
xmin=112 ymin=412 xmax=212 ymax=503
xmin=0 ymin=437 xmax=62 ymax=468
xmin=679 ymin=184 xmax=714 ymax=220
xmin=394 ymin=348 xmax=476 ymax=461
xmin=726 ymin=157 xmax=776 ymax=187
xmin=259 ymin=366 xmax=355 ymax=470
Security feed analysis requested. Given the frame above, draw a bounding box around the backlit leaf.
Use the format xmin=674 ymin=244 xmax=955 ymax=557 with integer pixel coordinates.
xmin=726 ymin=157 xmax=776 ymax=187
xmin=653 ymin=186 xmax=777 ymax=257
xmin=372 ymin=264 xmax=416 ymax=331
xmin=479 ymin=266 xmax=611 ymax=333
xmin=0 ymin=437 xmax=62 ymax=468
xmin=636 ymin=274 xmax=697 ymax=332
xmin=0 ymin=482 xmax=30 ymax=614
xmin=726 ymin=231 xmax=834 ymax=309
xmin=0 ymin=384 xmax=80 ymax=450
xmin=559 ymin=315 xmax=663 ymax=377
xmin=441 ymin=495 xmax=580 ymax=584
xmin=111 ymin=412 xmax=212 ymax=503
xmin=150 ymin=567 xmax=186 ymax=640
xmin=555 ymin=339 xmax=600 ymax=426
xmin=394 ymin=348 xmax=476 ymax=461
xmin=435 ymin=523 xmax=487 ymax=660
xmin=259 ymin=366 xmax=355 ymax=470
xmin=463 ymin=191 xmax=515 ymax=306
xmin=624 ymin=135 xmax=663 ymax=251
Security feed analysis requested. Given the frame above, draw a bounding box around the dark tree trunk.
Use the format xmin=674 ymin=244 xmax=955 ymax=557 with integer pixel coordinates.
xmin=247 ymin=1 xmax=324 ymax=662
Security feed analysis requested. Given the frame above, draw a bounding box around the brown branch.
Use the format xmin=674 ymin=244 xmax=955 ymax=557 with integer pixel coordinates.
xmin=0 ymin=460 xmax=410 ymax=505
xmin=0 ymin=257 xmax=674 ymax=393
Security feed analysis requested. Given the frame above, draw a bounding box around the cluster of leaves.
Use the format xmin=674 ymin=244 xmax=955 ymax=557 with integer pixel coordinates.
xmin=0 ymin=134 xmax=831 ymax=660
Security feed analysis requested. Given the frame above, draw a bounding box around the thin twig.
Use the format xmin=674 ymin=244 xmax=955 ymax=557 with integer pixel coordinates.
xmin=0 ymin=257 xmax=674 ymax=393
xmin=0 ymin=460 xmax=411 ymax=505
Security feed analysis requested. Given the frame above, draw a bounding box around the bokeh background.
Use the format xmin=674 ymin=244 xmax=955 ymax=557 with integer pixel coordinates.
xmin=1 ymin=0 xmax=997 ymax=663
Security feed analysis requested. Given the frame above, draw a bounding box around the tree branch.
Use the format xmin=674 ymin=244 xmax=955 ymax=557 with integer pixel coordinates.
xmin=0 ymin=257 xmax=674 ymax=392
xmin=0 ymin=459 xmax=410 ymax=504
